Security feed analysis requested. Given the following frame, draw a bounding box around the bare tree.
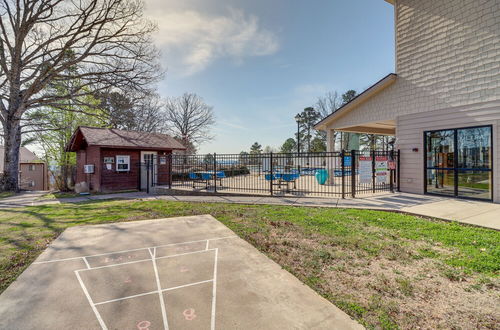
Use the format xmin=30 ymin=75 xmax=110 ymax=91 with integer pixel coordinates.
xmin=315 ymin=91 xmax=341 ymax=119
xmin=0 ymin=0 xmax=161 ymax=190
xmin=314 ymin=91 xmax=342 ymax=151
xmin=163 ymin=93 xmax=215 ymax=154
xmin=98 ymin=89 xmax=163 ymax=133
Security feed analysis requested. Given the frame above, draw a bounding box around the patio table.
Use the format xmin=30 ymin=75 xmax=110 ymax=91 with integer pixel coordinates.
xmin=275 ymin=172 xmax=300 ymax=192
xmin=193 ymin=171 xmax=225 ymax=188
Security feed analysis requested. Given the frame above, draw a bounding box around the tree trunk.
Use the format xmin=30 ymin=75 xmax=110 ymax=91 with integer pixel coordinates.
xmin=1 ymin=118 xmax=22 ymax=191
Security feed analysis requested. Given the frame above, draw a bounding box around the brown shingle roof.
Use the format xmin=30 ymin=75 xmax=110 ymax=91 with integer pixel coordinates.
xmin=0 ymin=146 xmax=41 ymax=172
xmin=66 ymin=126 xmax=186 ymax=151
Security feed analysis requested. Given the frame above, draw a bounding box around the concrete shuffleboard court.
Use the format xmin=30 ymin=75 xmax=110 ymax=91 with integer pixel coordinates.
xmin=0 ymin=215 xmax=362 ymax=330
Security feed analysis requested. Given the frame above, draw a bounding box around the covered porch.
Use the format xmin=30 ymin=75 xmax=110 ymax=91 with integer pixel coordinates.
xmin=314 ymin=73 xmax=398 ymax=152
xmin=325 ymin=119 xmax=396 ymax=152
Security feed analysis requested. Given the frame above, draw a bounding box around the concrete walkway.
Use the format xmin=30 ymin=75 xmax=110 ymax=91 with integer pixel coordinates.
xmin=0 ymin=215 xmax=361 ymax=329
xmin=154 ymin=193 xmax=500 ymax=230
xmin=0 ymin=191 xmax=147 ymax=208
xmin=0 ymin=191 xmax=59 ymax=208
xmin=1 ymin=191 xmax=498 ymax=230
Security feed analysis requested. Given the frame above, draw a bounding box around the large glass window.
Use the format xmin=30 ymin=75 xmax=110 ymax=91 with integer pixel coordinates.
xmin=425 ymin=126 xmax=492 ymax=201
xmin=457 ymin=127 xmax=491 ymax=169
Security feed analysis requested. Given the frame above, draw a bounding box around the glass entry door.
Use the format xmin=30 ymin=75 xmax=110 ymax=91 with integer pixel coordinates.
xmin=425 ymin=126 xmax=492 ymax=201
xmin=425 ymin=130 xmax=455 ymax=196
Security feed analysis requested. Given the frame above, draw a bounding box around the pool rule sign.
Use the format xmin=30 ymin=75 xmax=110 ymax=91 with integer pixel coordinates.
xmin=375 ymin=156 xmax=389 ymax=183
xmin=359 ymin=156 xmax=372 ymax=184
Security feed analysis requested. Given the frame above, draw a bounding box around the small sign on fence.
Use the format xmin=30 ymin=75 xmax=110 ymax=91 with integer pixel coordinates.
xmin=358 ymin=156 xmax=372 ymax=184
xmin=343 ymin=156 xmax=352 ymax=167
xmin=375 ymin=156 xmax=388 ymax=183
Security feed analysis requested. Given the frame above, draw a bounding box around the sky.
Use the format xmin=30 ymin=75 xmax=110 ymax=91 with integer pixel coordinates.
xmin=144 ymin=0 xmax=395 ymax=154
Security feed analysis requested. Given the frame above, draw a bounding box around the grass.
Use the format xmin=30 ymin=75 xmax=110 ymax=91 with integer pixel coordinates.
xmin=0 ymin=191 xmax=15 ymax=199
xmin=0 ymin=199 xmax=498 ymax=329
xmin=40 ymin=189 xmax=139 ymax=199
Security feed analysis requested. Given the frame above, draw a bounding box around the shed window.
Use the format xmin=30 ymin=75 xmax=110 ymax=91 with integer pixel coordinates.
xmin=29 ymin=164 xmax=36 ymax=171
xmin=116 ymin=155 xmax=130 ymax=172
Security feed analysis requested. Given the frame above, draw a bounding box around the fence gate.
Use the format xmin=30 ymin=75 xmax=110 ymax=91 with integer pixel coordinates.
xmin=148 ymin=150 xmax=400 ymax=198
xmin=140 ymin=154 xmax=158 ymax=194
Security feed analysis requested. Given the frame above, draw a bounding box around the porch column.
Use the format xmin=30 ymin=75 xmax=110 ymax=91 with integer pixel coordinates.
xmin=326 ymin=129 xmax=336 ymax=184
xmin=326 ymin=129 xmax=335 ymax=152
xmin=347 ymin=133 xmax=360 ymax=151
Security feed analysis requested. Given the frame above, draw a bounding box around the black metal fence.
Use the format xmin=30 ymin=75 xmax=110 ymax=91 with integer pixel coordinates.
xmin=142 ymin=150 xmax=400 ymax=198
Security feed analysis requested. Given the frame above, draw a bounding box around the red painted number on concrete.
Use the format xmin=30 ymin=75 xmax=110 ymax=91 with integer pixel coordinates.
xmin=137 ymin=320 xmax=151 ymax=330
xmin=183 ymin=308 xmax=197 ymax=321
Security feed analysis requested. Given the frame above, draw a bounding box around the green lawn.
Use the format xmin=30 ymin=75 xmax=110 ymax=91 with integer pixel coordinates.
xmin=0 ymin=191 xmax=15 ymax=199
xmin=0 ymin=199 xmax=498 ymax=329
xmin=39 ymin=189 xmax=139 ymax=199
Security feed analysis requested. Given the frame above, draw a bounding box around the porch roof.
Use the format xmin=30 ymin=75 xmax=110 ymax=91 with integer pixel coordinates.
xmin=314 ymin=73 xmax=397 ymax=134
xmin=66 ymin=126 xmax=187 ymax=152
xmin=332 ymin=119 xmax=396 ymax=135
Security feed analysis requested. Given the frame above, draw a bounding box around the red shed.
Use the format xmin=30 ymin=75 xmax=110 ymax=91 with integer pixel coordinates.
xmin=66 ymin=126 xmax=186 ymax=192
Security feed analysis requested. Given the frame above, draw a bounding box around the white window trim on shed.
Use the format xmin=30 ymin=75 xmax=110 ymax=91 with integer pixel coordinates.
xmin=116 ymin=155 xmax=131 ymax=172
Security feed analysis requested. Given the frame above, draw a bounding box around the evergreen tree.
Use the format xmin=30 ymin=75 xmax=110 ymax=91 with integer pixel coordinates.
xmin=341 ymin=90 xmax=357 ymax=105
xmin=297 ymin=107 xmax=321 ymax=153
xmin=250 ymin=142 xmax=262 ymax=154
xmin=280 ymin=138 xmax=297 ymax=153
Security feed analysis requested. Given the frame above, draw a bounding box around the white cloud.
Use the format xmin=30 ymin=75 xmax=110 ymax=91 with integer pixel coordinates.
xmin=218 ymin=120 xmax=248 ymax=130
xmin=148 ymin=9 xmax=279 ymax=75
xmin=293 ymin=83 xmax=330 ymax=96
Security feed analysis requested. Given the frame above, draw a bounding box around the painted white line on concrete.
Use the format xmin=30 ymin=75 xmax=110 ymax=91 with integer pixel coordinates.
xmin=148 ymin=248 xmax=154 ymax=259
xmin=93 ymin=279 xmax=215 ymax=306
xmin=163 ymin=279 xmax=214 ymax=292
xmin=75 ymin=271 xmax=108 ymax=330
xmin=211 ymin=248 xmax=219 ymax=330
xmin=76 ymin=249 xmax=216 ymax=272
xmin=33 ymin=235 xmax=237 ymax=264
xmin=82 ymin=257 xmax=91 ymax=269
xmin=94 ymin=290 xmax=159 ymax=305
xmin=33 ymin=255 xmax=88 ymax=264
xmin=77 ymin=257 xmax=152 ymax=271
xmin=151 ymin=257 xmax=169 ymax=330
xmin=205 ymin=240 xmax=209 ymax=250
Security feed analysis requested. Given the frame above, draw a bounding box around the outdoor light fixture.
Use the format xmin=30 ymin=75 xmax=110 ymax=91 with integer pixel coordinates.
xmin=295 ymin=113 xmax=302 ymax=154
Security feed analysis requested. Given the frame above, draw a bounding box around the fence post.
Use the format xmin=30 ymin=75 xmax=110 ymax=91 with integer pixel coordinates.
xmin=397 ymin=149 xmax=401 ymax=192
xmin=146 ymin=155 xmax=150 ymax=194
xmin=152 ymin=156 xmax=155 ymax=189
xmin=270 ymin=152 xmax=274 ymax=196
xmin=341 ymin=150 xmax=345 ymax=199
xmin=389 ymin=150 xmax=394 ymax=193
xmin=372 ymin=150 xmax=376 ymax=193
xmin=213 ymin=153 xmax=217 ymax=193
xmin=351 ymin=150 xmax=356 ymax=198
xmin=168 ymin=153 xmax=172 ymax=189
